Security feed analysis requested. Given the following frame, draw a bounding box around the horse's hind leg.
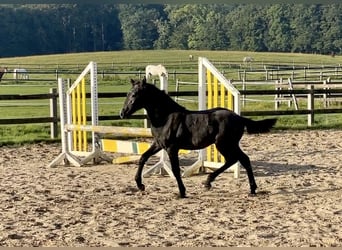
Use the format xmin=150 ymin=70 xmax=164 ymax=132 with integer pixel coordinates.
xmin=204 ymin=141 xmax=239 ymax=189
xmin=204 ymin=144 xmax=257 ymax=195
xmin=204 ymin=152 xmax=238 ymax=190
xmin=236 ymin=147 xmax=257 ymax=195
xmin=136 ymin=142 xmax=161 ymax=191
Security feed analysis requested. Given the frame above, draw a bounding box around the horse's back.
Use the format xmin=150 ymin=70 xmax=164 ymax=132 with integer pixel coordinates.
xmin=171 ymin=108 xmax=244 ymax=149
xmin=145 ymin=64 xmax=167 ymax=78
xmin=197 ymin=107 xmax=246 ymax=136
xmin=13 ymin=68 xmax=28 ymax=80
xmin=243 ymin=56 xmax=253 ymax=63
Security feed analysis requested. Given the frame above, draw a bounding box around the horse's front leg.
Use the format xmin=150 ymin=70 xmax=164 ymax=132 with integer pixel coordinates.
xmin=166 ymin=147 xmax=186 ymax=198
xmin=136 ymin=142 xmax=161 ymax=191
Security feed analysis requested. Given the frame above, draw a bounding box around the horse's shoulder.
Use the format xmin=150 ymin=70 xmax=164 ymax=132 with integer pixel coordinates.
xmin=167 ymin=111 xmax=186 ymax=123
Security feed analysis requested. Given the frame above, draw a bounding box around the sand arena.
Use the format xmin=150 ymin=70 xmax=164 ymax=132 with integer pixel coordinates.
xmin=0 ymin=130 xmax=341 ymax=247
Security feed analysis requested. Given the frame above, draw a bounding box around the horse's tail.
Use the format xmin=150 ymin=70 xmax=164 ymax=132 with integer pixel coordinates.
xmin=243 ymin=117 xmax=277 ymax=134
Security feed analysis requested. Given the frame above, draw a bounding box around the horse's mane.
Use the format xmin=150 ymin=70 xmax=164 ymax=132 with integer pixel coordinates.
xmin=146 ymin=83 xmax=187 ymax=112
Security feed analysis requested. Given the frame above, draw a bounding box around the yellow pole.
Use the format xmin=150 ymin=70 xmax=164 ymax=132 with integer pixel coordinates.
xmin=81 ymin=78 xmax=87 ymax=151
xmin=220 ymin=83 xmax=225 ymax=107
xmin=206 ymin=69 xmax=213 ymax=109
xmin=76 ymin=83 xmax=82 ymax=151
xmin=227 ymin=92 xmax=234 ymax=111
xmin=206 ymin=70 xmax=213 ymax=162
xmin=213 ymin=76 xmax=218 ymax=108
xmin=218 ymin=81 xmax=226 ymax=163
xmin=213 ymin=76 xmax=219 ymax=162
xmin=72 ymin=88 xmax=77 ymax=151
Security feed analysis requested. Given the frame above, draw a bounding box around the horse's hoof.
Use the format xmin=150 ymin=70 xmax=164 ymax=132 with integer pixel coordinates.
xmin=202 ymin=181 xmax=211 ymax=190
xmin=138 ymin=184 xmax=145 ymax=191
xmin=249 ymin=192 xmax=257 ymax=197
xmin=178 ymin=194 xmax=187 ymax=199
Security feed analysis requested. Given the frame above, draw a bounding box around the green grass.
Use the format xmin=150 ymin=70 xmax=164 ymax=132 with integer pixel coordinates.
xmin=0 ymin=50 xmax=342 ymax=145
xmin=1 ymin=49 xmax=340 ymax=65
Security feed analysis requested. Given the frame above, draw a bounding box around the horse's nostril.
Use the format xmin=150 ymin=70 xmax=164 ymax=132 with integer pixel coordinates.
xmin=120 ymin=109 xmax=128 ymax=119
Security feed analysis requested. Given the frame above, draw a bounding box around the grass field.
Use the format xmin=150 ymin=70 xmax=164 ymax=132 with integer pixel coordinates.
xmin=0 ymin=50 xmax=342 ymax=145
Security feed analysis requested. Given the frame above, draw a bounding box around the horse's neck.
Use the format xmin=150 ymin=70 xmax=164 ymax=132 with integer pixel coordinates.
xmin=145 ymin=92 xmax=185 ymax=127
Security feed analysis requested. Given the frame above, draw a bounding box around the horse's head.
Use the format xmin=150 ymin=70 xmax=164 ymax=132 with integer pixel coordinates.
xmin=120 ymin=77 xmax=148 ymax=119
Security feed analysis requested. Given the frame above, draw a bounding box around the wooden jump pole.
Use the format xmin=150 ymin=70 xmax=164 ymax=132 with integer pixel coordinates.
xmin=64 ymin=124 xmax=152 ymax=138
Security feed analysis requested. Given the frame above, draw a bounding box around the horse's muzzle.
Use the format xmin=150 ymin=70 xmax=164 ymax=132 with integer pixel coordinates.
xmin=119 ymin=109 xmax=125 ymax=119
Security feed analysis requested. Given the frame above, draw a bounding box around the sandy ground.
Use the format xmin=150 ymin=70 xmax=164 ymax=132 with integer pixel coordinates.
xmin=0 ymin=130 xmax=342 ymax=247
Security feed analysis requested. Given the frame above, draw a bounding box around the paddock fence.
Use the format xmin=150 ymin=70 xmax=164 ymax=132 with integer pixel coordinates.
xmin=1 ymin=61 xmax=342 ymax=84
xmin=1 ymin=86 xmax=342 ymax=140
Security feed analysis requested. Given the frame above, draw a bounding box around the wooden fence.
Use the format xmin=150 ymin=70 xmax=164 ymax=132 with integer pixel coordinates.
xmin=1 ymin=61 xmax=342 ymax=83
xmin=0 ymin=69 xmax=196 ymax=83
xmin=0 ymin=88 xmax=59 ymax=138
xmin=1 ymin=86 xmax=342 ymax=139
xmin=238 ymin=65 xmax=342 ymax=82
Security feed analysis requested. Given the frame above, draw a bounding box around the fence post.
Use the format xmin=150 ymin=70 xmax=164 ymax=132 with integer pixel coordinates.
xmin=307 ymin=85 xmax=314 ymax=126
xmin=303 ymin=67 xmax=307 ymax=81
xmin=265 ymin=69 xmax=268 ymax=81
xmin=242 ymin=77 xmax=246 ymax=107
xmin=175 ymin=79 xmax=180 ymax=102
xmin=274 ymin=79 xmax=281 ymax=110
xmin=50 ymin=88 xmax=58 ymax=138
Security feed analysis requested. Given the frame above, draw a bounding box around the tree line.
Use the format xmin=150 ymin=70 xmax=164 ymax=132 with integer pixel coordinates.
xmin=0 ymin=4 xmax=341 ymax=57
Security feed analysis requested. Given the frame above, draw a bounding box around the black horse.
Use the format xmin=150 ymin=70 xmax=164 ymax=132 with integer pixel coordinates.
xmin=120 ymin=77 xmax=277 ymax=198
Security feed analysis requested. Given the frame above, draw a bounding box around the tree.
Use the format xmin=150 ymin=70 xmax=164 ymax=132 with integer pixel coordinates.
xmin=153 ymin=18 xmax=172 ymax=49
xmin=118 ymin=4 xmax=160 ymax=49
xmin=264 ymin=4 xmax=293 ymax=52
xmin=1 ymin=4 xmax=342 ymax=57
xmin=290 ymin=4 xmax=322 ymax=53
xmin=227 ymin=5 xmax=268 ymax=51
xmin=319 ymin=4 xmax=342 ymax=54
xmin=188 ymin=5 xmax=230 ymax=50
xmin=163 ymin=4 xmax=194 ymax=49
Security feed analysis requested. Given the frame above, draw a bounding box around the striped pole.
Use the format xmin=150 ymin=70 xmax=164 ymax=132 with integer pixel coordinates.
xmin=183 ymin=57 xmax=241 ymax=178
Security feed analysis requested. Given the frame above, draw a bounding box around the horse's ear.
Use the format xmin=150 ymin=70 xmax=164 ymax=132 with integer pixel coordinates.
xmin=130 ymin=79 xmax=137 ymax=86
xmin=142 ymin=76 xmax=147 ymax=85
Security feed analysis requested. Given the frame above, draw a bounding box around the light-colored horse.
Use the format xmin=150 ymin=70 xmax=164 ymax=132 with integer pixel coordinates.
xmin=145 ymin=64 xmax=168 ymax=79
xmin=0 ymin=67 xmax=7 ymax=82
xmin=13 ymin=68 xmax=29 ymax=80
xmin=243 ymin=56 xmax=254 ymax=63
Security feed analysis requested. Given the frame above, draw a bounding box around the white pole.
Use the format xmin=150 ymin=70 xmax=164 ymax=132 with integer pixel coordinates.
xmin=58 ymin=78 xmax=68 ymax=155
xmin=160 ymin=75 xmax=168 ymax=92
xmin=198 ymin=57 xmax=206 ymax=162
xmin=90 ymin=61 xmax=99 ymax=152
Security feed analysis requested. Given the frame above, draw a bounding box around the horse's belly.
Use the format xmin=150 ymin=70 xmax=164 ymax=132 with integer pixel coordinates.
xmin=181 ymin=118 xmax=217 ymax=149
xmin=178 ymin=131 xmax=215 ymax=150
